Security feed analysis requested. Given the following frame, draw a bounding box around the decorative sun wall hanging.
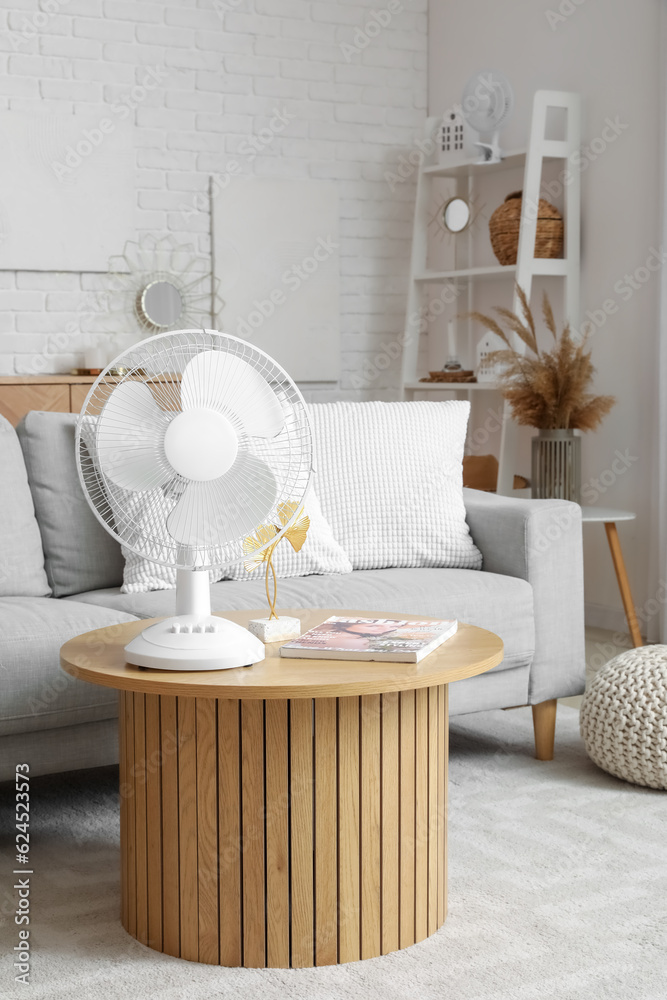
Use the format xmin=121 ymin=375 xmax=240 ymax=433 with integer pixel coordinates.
xmin=100 ymin=234 xmax=222 ymax=339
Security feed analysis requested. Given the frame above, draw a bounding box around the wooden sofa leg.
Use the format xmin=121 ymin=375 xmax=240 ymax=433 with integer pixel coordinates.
xmin=532 ymin=699 xmax=557 ymax=761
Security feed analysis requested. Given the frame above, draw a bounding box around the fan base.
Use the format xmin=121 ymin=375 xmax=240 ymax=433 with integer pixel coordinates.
xmin=124 ymin=615 xmax=266 ymax=671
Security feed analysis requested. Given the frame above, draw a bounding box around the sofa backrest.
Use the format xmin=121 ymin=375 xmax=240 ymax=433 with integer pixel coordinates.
xmin=0 ymin=414 xmax=51 ymax=597
xmin=16 ymin=411 xmax=125 ymax=597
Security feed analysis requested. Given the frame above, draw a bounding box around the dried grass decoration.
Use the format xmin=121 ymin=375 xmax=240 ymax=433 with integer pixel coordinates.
xmin=468 ymin=286 xmax=615 ymax=430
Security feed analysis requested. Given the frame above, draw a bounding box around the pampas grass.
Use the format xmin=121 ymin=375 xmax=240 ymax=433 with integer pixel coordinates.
xmin=468 ymin=287 xmax=615 ymax=431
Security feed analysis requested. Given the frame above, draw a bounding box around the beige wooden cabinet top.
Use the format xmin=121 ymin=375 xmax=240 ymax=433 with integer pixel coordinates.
xmin=0 ymin=375 xmax=97 ymax=383
xmin=61 ymin=608 xmax=504 ymax=699
xmin=0 ymin=374 xmax=97 ymax=426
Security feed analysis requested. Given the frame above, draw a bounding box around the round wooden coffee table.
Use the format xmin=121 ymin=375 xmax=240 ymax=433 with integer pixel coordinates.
xmin=61 ymin=608 xmax=503 ymax=968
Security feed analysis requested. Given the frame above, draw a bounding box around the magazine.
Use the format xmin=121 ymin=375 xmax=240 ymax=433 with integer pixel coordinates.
xmin=279 ymin=616 xmax=458 ymax=663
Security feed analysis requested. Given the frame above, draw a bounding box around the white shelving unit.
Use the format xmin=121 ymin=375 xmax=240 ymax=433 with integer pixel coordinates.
xmin=401 ymin=91 xmax=581 ymax=495
xmin=403 ymin=381 xmax=500 ymax=392
xmin=414 ymin=260 xmax=569 ymax=283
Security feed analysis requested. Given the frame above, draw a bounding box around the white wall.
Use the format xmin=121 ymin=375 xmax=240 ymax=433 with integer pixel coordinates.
xmin=0 ymin=0 xmax=427 ymax=401
xmin=429 ymin=0 xmax=663 ymax=638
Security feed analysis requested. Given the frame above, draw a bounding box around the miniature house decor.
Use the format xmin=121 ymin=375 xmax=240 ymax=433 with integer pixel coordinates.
xmin=438 ymin=109 xmax=474 ymax=165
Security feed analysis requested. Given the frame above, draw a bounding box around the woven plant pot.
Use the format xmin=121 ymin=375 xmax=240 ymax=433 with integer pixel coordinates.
xmin=531 ymin=429 xmax=581 ymax=502
xmin=489 ymin=190 xmax=563 ymax=266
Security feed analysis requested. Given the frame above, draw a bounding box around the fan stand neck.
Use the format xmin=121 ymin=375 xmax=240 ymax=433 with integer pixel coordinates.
xmin=475 ymin=132 xmax=502 ymax=164
xmin=176 ymin=567 xmax=211 ymax=618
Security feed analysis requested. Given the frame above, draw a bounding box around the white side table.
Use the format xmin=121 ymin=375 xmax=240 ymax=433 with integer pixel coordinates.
xmin=580 ymin=507 xmax=641 ymax=647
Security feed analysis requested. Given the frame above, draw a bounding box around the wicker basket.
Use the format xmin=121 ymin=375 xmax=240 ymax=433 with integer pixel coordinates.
xmin=489 ymin=190 xmax=563 ymax=266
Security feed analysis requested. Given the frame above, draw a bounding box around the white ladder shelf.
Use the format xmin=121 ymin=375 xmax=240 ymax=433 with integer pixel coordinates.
xmin=400 ymin=90 xmax=581 ymax=496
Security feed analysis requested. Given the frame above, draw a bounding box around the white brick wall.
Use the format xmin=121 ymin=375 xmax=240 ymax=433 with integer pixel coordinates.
xmin=0 ymin=0 xmax=427 ymax=396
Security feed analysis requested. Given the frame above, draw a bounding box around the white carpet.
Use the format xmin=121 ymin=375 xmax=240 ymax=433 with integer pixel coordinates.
xmin=1 ymin=706 xmax=666 ymax=1000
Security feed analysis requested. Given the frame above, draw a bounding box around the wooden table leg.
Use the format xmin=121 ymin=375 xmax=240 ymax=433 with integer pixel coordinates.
xmin=604 ymin=521 xmax=642 ymax=648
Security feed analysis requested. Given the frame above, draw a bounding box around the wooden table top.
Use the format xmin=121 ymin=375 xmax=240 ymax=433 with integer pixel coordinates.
xmin=60 ymin=609 xmax=504 ymax=700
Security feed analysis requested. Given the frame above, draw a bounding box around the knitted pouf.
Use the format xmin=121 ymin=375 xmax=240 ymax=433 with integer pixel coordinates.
xmin=580 ymin=645 xmax=667 ymax=789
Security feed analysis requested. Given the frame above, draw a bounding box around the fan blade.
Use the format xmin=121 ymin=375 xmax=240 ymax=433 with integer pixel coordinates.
xmin=97 ymin=381 xmax=171 ymax=491
xmin=180 ymin=350 xmax=285 ymax=438
xmin=166 ymin=454 xmax=278 ymax=548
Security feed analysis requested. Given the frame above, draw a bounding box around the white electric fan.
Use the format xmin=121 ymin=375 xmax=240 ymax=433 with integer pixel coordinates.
xmin=76 ymin=329 xmax=312 ymax=671
xmin=461 ymin=70 xmax=514 ymax=164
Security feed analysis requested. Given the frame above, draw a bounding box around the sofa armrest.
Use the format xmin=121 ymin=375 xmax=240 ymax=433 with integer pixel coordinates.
xmin=463 ymin=488 xmax=585 ymax=703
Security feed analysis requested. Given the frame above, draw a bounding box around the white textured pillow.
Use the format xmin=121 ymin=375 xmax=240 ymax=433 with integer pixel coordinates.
xmin=122 ymin=550 xmax=176 ymax=593
xmin=308 ymin=400 xmax=482 ymax=571
xmin=226 ymin=487 xmax=352 ymax=582
xmin=121 ymin=486 xmax=350 ymax=593
xmin=122 ymin=551 xmax=224 ymax=593
xmin=119 ymin=489 xmax=225 ymax=594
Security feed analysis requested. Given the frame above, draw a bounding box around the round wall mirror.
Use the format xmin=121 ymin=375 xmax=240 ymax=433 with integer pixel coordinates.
xmin=442 ymin=197 xmax=471 ymax=234
xmin=140 ymin=280 xmax=183 ymax=329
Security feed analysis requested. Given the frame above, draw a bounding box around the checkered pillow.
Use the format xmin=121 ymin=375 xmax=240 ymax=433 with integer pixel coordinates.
xmin=121 ymin=485 xmax=351 ymax=592
xmin=308 ymin=400 xmax=482 ymax=571
xmin=225 ymin=486 xmax=352 ymax=581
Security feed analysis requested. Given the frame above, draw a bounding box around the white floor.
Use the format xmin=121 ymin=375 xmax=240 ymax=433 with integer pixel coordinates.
xmin=2 ymin=706 xmax=665 ymax=1000
xmin=559 ymin=625 xmax=633 ymax=710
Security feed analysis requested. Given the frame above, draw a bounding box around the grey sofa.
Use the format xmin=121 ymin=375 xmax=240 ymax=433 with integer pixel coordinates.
xmin=0 ymin=410 xmax=585 ymax=782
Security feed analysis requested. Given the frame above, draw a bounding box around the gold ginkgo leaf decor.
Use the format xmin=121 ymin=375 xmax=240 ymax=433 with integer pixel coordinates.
xmin=243 ymin=502 xmax=310 ymax=619
xmin=277 ymin=501 xmax=310 ymax=553
xmin=243 ymin=524 xmax=279 ymax=572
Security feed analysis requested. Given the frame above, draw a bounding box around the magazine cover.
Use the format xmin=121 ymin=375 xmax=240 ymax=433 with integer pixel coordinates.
xmin=280 ymin=616 xmax=458 ymax=663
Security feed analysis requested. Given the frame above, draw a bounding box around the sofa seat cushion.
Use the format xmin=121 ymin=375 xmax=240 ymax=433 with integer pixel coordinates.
xmin=0 ymin=598 xmax=137 ymax=737
xmin=68 ymin=567 xmax=534 ymax=674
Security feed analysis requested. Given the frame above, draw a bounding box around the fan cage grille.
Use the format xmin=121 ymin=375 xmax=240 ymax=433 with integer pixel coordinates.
xmin=461 ymin=71 xmax=514 ymax=134
xmin=76 ymin=329 xmax=313 ymax=571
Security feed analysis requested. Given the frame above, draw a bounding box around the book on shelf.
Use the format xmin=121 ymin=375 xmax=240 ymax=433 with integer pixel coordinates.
xmin=279 ymin=616 xmax=458 ymax=663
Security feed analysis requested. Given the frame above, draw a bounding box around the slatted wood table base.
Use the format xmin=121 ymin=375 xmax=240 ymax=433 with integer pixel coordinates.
xmin=63 ymin=612 xmax=502 ymax=966
xmin=119 ymin=685 xmax=449 ymax=967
